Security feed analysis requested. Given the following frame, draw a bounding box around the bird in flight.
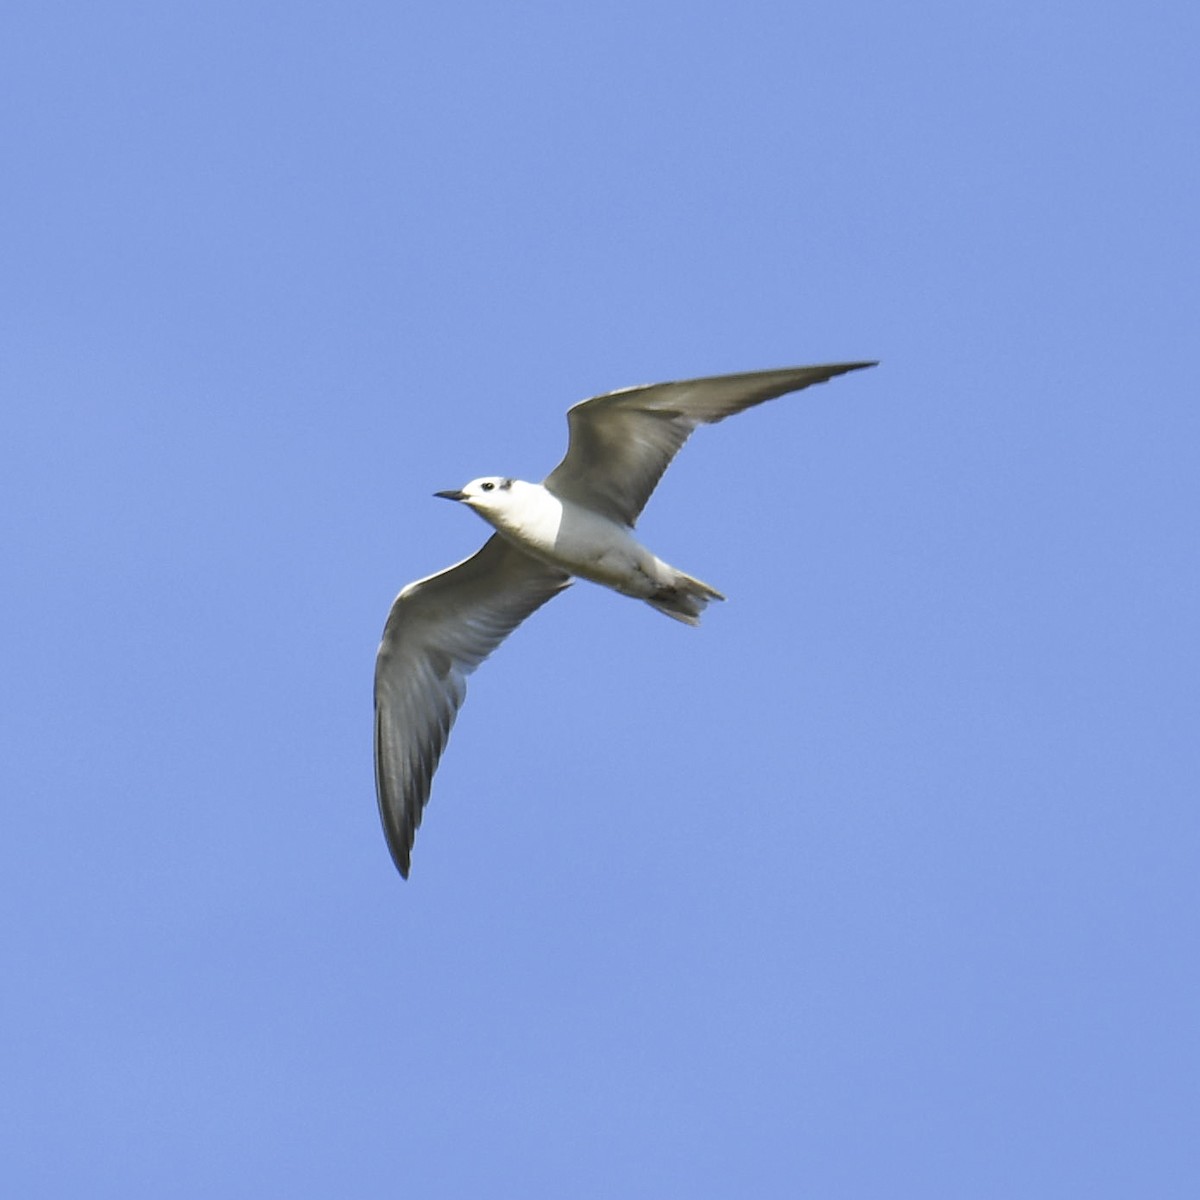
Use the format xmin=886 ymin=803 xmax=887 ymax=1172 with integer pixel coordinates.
xmin=374 ymin=361 xmax=877 ymax=877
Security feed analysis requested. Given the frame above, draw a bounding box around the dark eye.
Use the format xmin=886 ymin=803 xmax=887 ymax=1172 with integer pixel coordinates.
xmin=481 ymin=481 xmax=494 ymax=492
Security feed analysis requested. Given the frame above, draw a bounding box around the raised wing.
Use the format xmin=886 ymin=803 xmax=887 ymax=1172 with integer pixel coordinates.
xmin=543 ymin=362 xmax=876 ymax=526
xmin=374 ymin=534 xmax=571 ymax=877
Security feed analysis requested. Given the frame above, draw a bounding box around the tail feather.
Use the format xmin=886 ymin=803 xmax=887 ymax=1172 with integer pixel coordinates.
xmin=645 ymin=570 xmax=725 ymax=626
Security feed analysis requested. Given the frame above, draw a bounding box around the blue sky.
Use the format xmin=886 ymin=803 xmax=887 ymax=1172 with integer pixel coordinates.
xmin=3 ymin=1 xmax=1197 ymax=1195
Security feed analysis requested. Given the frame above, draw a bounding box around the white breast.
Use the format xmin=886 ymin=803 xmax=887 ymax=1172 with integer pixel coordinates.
xmin=493 ymin=483 xmax=659 ymax=593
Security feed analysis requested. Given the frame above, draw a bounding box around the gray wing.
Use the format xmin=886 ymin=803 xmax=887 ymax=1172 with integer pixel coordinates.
xmin=374 ymin=534 xmax=572 ymax=877
xmin=543 ymin=361 xmax=877 ymax=526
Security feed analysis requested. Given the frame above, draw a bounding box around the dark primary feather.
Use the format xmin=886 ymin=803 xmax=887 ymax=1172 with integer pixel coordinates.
xmin=373 ymin=535 xmax=571 ymax=876
xmin=544 ymin=361 xmax=877 ymax=526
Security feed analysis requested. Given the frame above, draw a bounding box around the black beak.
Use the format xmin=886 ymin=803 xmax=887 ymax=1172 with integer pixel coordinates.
xmin=434 ymin=490 xmax=467 ymax=502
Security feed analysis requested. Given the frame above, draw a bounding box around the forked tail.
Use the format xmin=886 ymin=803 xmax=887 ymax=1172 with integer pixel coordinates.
xmin=645 ymin=569 xmax=726 ymax=626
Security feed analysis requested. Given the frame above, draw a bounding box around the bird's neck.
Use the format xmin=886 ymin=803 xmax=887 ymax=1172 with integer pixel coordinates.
xmin=483 ymin=482 xmax=565 ymax=551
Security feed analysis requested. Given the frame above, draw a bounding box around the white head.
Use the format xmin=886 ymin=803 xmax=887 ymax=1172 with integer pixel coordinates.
xmin=435 ymin=476 xmax=524 ymax=519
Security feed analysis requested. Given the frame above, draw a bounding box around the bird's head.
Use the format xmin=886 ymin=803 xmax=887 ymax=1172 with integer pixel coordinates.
xmin=435 ymin=476 xmax=519 ymax=516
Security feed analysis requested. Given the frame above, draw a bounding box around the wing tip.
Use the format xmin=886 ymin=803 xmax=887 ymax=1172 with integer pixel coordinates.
xmin=385 ymin=833 xmax=413 ymax=879
xmin=810 ymin=360 xmax=879 ymax=387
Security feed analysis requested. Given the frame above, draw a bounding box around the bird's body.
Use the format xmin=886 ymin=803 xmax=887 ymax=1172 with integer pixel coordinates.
xmin=375 ymin=361 xmax=877 ymax=877
xmin=443 ymin=478 xmax=723 ymax=620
